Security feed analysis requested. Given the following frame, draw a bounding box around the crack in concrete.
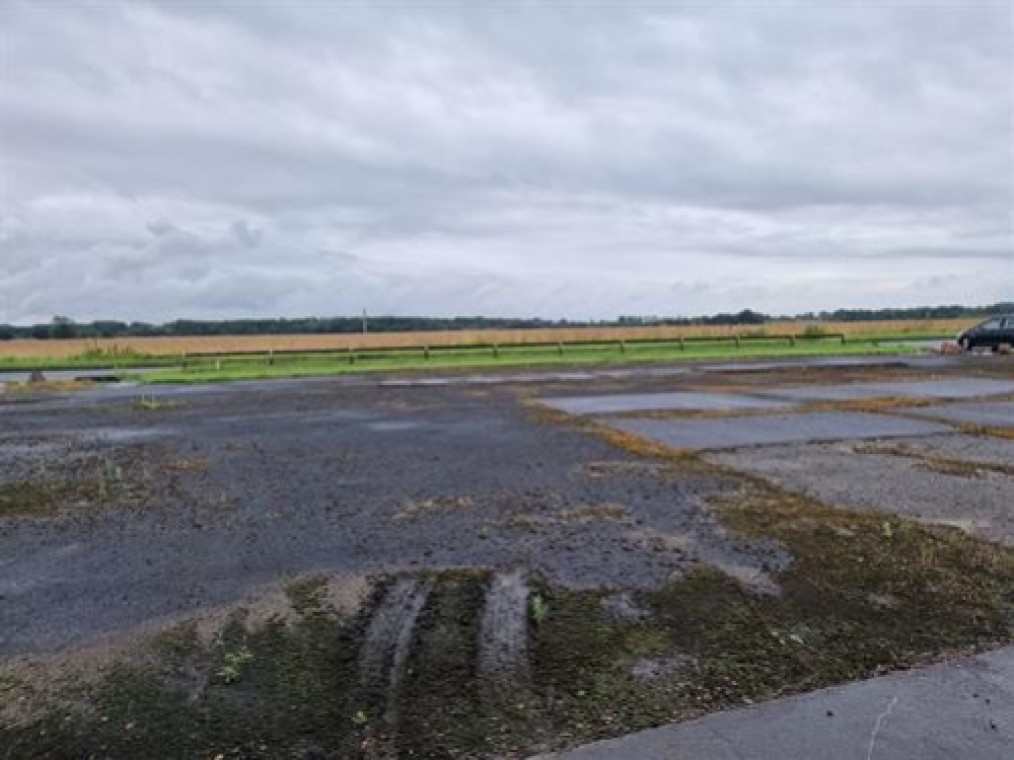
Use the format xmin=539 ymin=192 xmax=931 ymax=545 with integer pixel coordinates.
xmin=866 ymin=695 xmax=899 ymax=760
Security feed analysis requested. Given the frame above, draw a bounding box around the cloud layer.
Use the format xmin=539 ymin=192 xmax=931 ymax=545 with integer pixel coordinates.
xmin=1 ymin=1 xmax=1011 ymax=323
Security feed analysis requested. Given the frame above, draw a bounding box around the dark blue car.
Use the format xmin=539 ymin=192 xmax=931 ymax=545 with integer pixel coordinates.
xmin=957 ymin=315 xmax=1014 ymax=351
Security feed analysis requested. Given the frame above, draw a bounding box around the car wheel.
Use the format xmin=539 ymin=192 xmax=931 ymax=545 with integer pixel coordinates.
xmin=960 ymin=337 xmax=973 ymax=351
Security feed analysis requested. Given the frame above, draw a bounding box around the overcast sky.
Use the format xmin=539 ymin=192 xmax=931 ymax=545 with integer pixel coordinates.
xmin=1 ymin=1 xmax=1012 ymax=324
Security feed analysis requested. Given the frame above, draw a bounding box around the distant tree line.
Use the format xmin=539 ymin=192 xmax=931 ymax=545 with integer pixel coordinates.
xmin=0 ymin=303 xmax=1009 ymax=341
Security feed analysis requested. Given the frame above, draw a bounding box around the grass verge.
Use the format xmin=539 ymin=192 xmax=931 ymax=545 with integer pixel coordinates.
xmin=132 ymin=341 xmax=917 ymax=384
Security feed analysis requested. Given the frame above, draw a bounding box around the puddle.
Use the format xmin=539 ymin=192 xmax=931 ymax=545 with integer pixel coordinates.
xmin=538 ymin=391 xmax=792 ymax=415
xmin=608 ymin=412 xmax=952 ymax=451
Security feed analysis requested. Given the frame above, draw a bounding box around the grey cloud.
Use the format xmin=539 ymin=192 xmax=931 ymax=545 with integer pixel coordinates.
xmin=0 ymin=0 xmax=1010 ymax=324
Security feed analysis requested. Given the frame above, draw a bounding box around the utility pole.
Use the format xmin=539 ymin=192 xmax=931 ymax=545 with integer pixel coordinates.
xmin=362 ymin=308 xmax=368 ymax=335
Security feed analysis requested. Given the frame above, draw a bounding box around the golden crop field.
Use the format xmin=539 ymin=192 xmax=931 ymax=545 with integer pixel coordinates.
xmin=0 ymin=318 xmax=975 ymax=359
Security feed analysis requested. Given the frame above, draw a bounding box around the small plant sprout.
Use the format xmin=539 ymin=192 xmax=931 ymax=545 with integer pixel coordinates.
xmin=215 ymin=645 xmax=254 ymax=685
xmin=97 ymin=457 xmax=124 ymax=498
xmin=530 ymin=593 xmax=550 ymax=626
xmin=135 ymin=391 xmax=171 ymax=410
xmin=352 ymin=709 xmax=369 ymax=728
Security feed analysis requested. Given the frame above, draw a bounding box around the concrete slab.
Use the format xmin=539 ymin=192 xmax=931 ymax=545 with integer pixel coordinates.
xmin=538 ymin=391 xmax=791 ymax=415
xmin=709 ymin=439 xmax=1014 ymax=544
xmin=837 ymin=434 xmax=1014 ymax=468
xmin=756 ymin=378 xmax=1014 ymax=403
xmin=905 ymin=401 xmax=1014 ymax=428
xmin=607 ymin=412 xmax=952 ymax=451
xmin=534 ymin=647 xmax=1014 ymax=760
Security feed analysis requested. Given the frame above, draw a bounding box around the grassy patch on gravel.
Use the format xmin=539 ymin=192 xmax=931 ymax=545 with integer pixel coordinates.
xmin=0 ymin=480 xmax=101 ymax=519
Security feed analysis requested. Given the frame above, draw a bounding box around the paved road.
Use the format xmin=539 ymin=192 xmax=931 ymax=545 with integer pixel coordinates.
xmin=534 ymin=647 xmax=1013 ymax=760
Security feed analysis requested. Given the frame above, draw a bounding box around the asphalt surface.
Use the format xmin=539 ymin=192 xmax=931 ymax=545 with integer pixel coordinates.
xmin=3 ymin=356 xmax=1012 ymax=656
xmin=2 ymin=377 xmax=784 ymax=656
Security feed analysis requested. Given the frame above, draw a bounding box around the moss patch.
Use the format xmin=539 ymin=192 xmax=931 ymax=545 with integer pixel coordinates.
xmin=0 ymin=480 xmax=100 ymax=519
xmin=1 ymin=591 xmax=362 ymax=759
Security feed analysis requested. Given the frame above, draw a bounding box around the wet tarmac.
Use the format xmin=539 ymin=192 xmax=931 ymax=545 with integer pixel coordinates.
xmin=0 ymin=379 xmax=783 ymax=657
xmin=2 ymin=355 xmax=1011 ymax=660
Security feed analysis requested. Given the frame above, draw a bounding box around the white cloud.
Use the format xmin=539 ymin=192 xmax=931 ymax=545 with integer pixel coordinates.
xmin=0 ymin=0 xmax=1010 ymax=323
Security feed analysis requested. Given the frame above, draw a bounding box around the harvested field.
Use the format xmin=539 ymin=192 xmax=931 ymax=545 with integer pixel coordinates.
xmin=0 ymin=318 xmax=974 ymax=359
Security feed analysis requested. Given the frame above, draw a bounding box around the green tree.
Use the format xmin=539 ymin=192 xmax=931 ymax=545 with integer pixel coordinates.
xmin=50 ymin=315 xmax=77 ymax=339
